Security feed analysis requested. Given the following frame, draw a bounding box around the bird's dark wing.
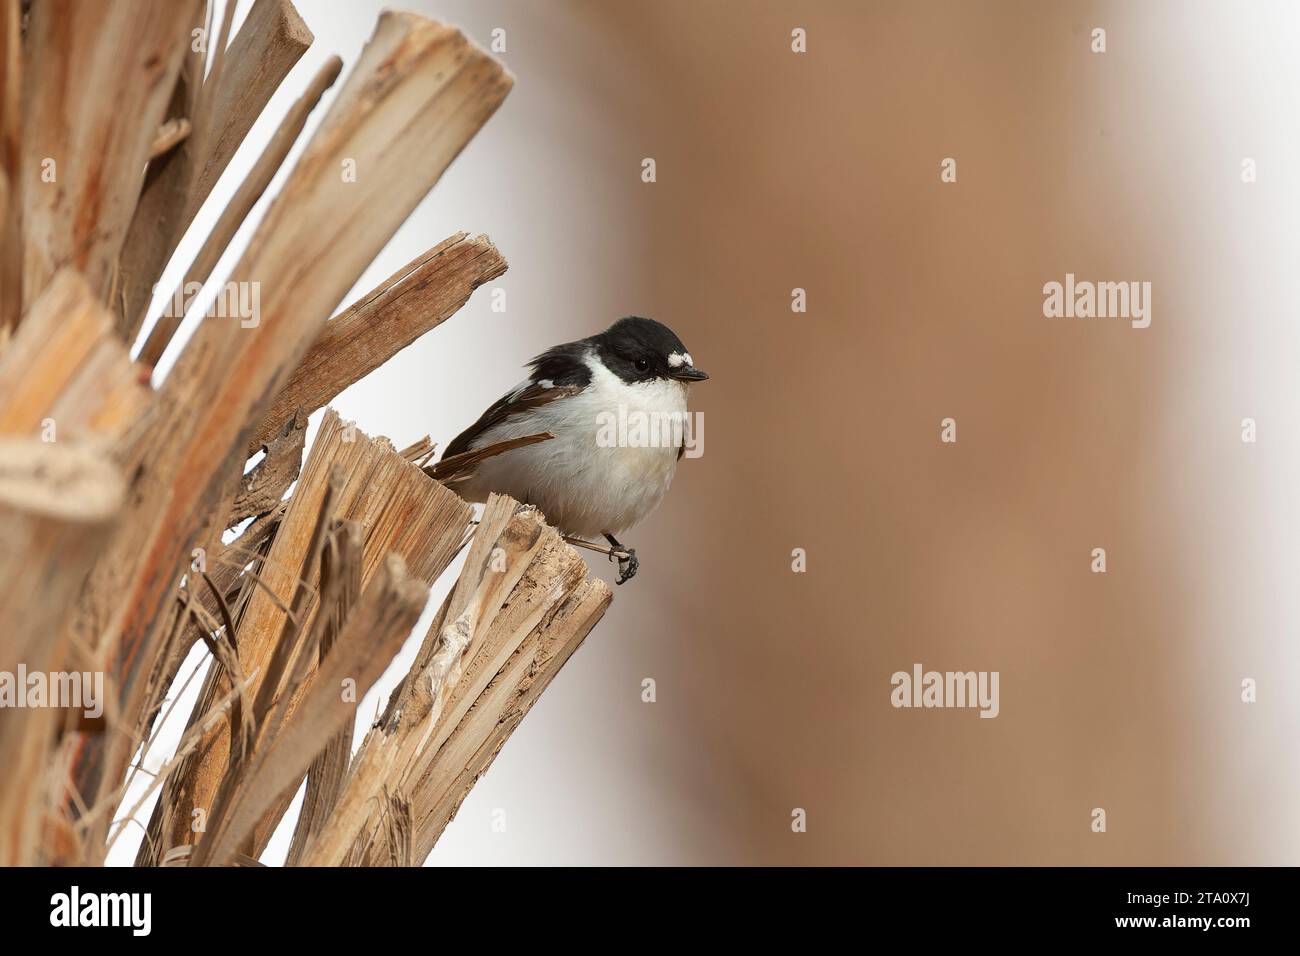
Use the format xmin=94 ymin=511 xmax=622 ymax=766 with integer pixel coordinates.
xmin=424 ymin=431 xmax=555 ymax=485
xmin=442 ymin=341 xmax=593 ymax=461
xmin=441 ymin=380 xmax=584 ymax=460
xmin=528 ymin=340 xmax=593 ymax=384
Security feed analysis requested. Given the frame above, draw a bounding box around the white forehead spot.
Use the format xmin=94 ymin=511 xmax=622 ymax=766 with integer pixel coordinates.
xmin=668 ymin=352 xmax=686 ymax=367
xmin=684 ymin=353 xmax=693 ymax=366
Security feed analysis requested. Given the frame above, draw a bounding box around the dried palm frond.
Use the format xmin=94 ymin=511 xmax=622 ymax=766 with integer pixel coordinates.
xmin=0 ymin=1 xmax=611 ymax=868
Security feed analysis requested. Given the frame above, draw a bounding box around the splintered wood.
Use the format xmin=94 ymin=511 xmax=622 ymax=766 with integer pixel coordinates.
xmin=299 ymin=495 xmax=611 ymax=867
xmin=0 ymin=4 xmax=611 ymax=868
xmin=20 ymin=0 xmax=197 ymax=310
xmin=141 ymin=410 xmax=472 ymax=863
xmin=250 ymin=232 xmax=507 ymax=452
xmin=72 ymin=11 xmax=515 ymax=823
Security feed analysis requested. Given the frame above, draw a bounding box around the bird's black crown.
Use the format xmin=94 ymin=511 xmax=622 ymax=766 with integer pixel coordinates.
xmin=529 ymin=316 xmax=701 ymax=387
xmin=599 ymin=316 xmax=688 ymax=361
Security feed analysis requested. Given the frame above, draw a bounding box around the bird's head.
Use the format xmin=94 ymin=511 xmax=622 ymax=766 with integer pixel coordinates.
xmin=593 ymin=316 xmax=709 ymax=385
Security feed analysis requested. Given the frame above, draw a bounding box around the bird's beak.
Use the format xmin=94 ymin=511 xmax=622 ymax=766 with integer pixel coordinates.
xmin=671 ymin=366 xmax=709 ymax=382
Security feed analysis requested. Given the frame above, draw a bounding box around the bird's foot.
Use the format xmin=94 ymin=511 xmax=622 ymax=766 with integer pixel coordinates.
xmin=602 ymin=532 xmax=638 ymax=585
xmin=561 ymin=533 xmax=641 ymax=585
xmin=610 ymin=546 xmax=638 ymax=585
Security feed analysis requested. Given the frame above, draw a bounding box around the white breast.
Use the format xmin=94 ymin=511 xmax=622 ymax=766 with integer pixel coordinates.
xmin=456 ymin=355 xmax=689 ymax=538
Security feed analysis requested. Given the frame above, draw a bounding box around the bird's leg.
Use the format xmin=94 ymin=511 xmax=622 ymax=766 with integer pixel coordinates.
xmin=561 ymin=533 xmax=639 ymax=585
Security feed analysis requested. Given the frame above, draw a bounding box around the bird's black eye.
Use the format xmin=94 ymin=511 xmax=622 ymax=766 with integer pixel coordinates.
xmin=634 ymin=358 xmax=650 ymax=372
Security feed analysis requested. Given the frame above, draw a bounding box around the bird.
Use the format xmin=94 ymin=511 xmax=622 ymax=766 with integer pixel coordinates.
xmin=426 ymin=316 xmax=708 ymax=584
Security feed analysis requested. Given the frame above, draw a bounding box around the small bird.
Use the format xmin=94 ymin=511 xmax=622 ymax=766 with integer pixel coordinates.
xmin=427 ymin=317 xmax=708 ymax=584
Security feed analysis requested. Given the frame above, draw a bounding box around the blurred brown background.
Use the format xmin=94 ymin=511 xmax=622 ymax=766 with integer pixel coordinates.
xmin=156 ymin=0 xmax=1300 ymax=865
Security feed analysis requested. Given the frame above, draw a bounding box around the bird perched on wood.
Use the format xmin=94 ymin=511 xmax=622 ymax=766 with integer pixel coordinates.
xmin=425 ymin=317 xmax=708 ymax=584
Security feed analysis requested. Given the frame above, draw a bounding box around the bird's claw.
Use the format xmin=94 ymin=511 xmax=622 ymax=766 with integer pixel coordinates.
xmin=610 ymin=547 xmax=638 ymax=585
